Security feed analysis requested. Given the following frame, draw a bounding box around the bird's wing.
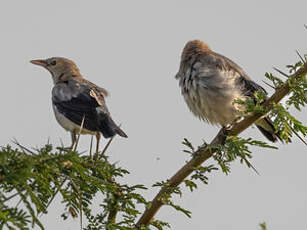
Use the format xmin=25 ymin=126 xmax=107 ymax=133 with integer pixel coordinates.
xmin=192 ymin=52 xmax=267 ymax=98
xmin=236 ymin=76 xmax=267 ymax=99
xmin=214 ymin=52 xmax=267 ymax=95
xmin=79 ymin=78 xmax=109 ymax=97
xmin=52 ymin=81 xmax=110 ymax=132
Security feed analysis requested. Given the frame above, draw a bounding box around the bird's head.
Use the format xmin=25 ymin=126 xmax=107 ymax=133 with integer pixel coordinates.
xmin=30 ymin=57 xmax=81 ymax=83
xmin=181 ymin=40 xmax=211 ymax=60
xmin=175 ymin=40 xmax=211 ymax=80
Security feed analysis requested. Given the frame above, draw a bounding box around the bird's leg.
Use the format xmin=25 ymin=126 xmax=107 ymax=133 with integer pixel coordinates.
xmin=70 ymin=131 xmax=77 ymax=150
xmin=89 ymin=135 xmax=94 ymax=159
xmin=94 ymin=132 xmax=101 ymax=158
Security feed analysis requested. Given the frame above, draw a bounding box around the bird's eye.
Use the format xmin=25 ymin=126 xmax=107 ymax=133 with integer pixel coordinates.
xmin=50 ymin=60 xmax=57 ymax=66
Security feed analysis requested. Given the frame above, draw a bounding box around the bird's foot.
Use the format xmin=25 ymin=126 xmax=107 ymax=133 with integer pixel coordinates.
xmin=228 ymin=117 xmax=242 ymax=129
xmin=218 ymin=126 xmax=230 ymax=144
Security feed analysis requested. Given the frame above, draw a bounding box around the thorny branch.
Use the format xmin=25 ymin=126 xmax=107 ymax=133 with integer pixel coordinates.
xmin=136 ymin=62 xmax=307 ymax=227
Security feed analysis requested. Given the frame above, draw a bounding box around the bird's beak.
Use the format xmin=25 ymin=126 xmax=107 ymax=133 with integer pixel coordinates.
xmin=30 ymin=59 xmax=47 ymax=67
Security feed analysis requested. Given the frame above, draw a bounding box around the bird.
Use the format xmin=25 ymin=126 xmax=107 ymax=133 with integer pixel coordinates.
xmin=30 ymin=57 xmax=127 ymax=153
xmin=175 ymin=40 xmax=283 ymax=142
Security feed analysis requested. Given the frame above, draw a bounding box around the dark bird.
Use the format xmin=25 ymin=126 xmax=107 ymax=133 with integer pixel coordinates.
xmin=175 ymin=40 xmax=283 ymax=142
xmin=31 ymin=57 xmax=127 ymax=152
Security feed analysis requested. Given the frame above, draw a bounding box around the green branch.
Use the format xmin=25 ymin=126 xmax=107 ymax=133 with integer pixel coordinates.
xmin=136 ymin=61 xmax=307 ymax=227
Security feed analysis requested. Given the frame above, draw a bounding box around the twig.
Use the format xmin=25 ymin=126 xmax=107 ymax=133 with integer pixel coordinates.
xmin=74 ymin=116 xmax=85 ymax=152
xmin=12 ymin=138 xmax=36 ymax=155
xmin=262 ymin=80 xmax=276 ymax=89
xmin=15 ymin=197 xmax=23 ymax=209
xmin=70 ymin=178 xmax=83 ymax=230
xmin=99 ymin=137 xmax=115 ymax=160
xmin=296 ymin=50 xmax=306 ymax=64
xmin=136 ymin=61 xmax=307 ymax=227
xmin=273 ymin=67 xmax=289 ymax=78
xmin=106 ymin=180 xmax=122 ymax=227
xmin=289 ymin=126 xmax=307 ymax=145
xmin=99 ymin=124 xmax=121 ymax=159
xmin=3 ymin=192 xmax=19 ymax=203
xmin=39 ymin=178 xmax=67 ymax=217
xmin=107 ymin=192 xmax=121 ymax=226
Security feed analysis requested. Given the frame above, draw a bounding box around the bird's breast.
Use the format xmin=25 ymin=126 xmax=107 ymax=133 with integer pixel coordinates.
xmin=179 ymin=69 xmax=244 ymax=126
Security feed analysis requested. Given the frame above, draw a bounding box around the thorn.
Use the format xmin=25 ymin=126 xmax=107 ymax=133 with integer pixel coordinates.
xmin=12 ymin=138 xmax=36 ymax=155
xmin=273 ymin=67 xmax=289 ymax=78
xmin=241 ymin=153 xmax=260 ymax=175
xmin=249 ymin=163 xmax=260 ymax=175
xmin=296 ymin=50 xmax=306 ymax=64
xmin=290 ymin=126 xmax=307 ymax=146
xmin=262 ymin=80 xmax=276 ymax=89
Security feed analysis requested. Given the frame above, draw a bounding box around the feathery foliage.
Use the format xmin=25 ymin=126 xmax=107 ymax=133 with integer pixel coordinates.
xmin=137 ymin=56 xmax=307 ymax=228
xmin=0 ymin=144 xmax=147 ymax=230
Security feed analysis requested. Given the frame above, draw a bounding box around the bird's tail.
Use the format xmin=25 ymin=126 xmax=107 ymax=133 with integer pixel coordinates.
xmin=256 ymin=117 xmax=288 ymax=143
xmin=99 ymin=116 xmax=128 ymax=139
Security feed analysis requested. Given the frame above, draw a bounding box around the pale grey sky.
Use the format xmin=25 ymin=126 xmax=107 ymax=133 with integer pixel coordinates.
xmin=0 ymin=1 xmax=306 ymax=229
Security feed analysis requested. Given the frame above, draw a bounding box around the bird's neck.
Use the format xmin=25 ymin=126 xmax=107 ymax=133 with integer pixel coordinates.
xmin=52 ymin=71 xmax=82 ymax=84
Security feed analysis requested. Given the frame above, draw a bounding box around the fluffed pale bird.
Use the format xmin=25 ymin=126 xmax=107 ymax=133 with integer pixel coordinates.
xmin=31 ymin=57 xmax=127 ymax=153
xmin=175 ymin=40 xmax=283 ymax=142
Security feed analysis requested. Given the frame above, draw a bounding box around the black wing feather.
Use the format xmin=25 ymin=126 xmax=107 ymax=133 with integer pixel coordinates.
xmin=236 ymin=76 xmax=267 ymax=100
xmin=52 ymin=83 xmax=127 ymax=138
xmin=53 ymin=88 xmax=102 ymax=132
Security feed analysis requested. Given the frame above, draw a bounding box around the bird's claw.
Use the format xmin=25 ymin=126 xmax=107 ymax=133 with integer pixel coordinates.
xmin=219 ymin=126 xmax=230 ymax=144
